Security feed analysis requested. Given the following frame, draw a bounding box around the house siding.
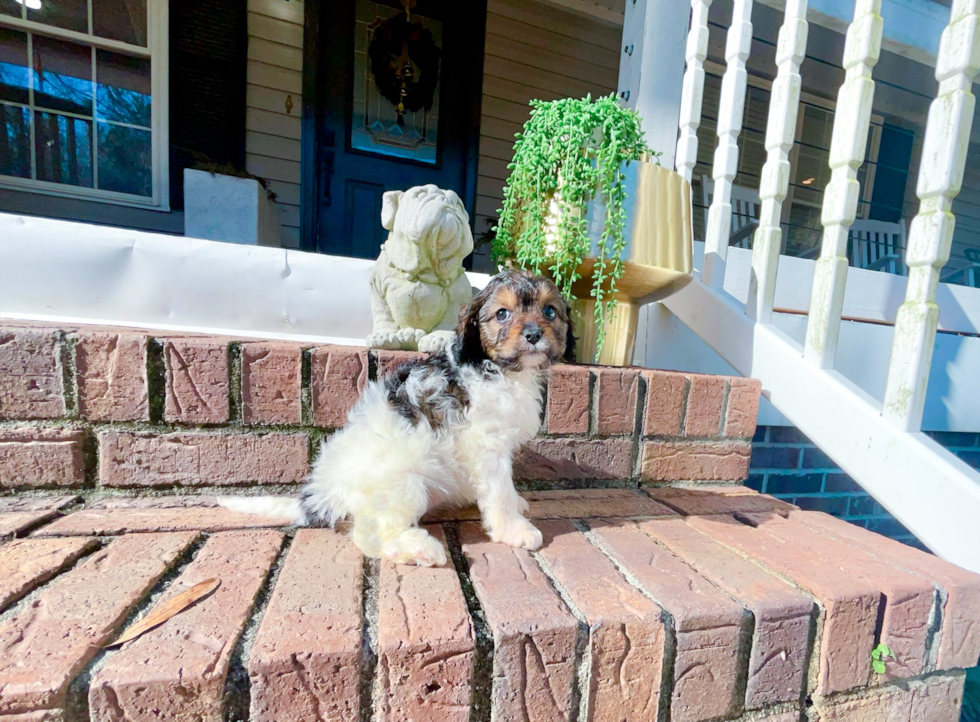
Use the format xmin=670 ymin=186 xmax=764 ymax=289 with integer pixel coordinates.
xmin=472 ymin=0 xmax=623 ymax=270
xmin=245 ymin=0 xmax=304 ymax=249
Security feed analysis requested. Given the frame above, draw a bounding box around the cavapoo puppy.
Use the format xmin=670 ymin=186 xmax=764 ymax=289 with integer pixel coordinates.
xmin=224 ymin=269 xmax=574 ymax=566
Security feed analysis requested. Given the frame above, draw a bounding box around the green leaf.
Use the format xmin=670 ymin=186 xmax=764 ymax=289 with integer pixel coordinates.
xmin=872 ymin=660 xmax=886 ymax=675
xmin=878 ymin=644 xmax=892 ymax=658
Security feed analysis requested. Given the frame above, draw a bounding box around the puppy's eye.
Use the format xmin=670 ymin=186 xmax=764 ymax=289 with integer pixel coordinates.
xmin=543 ymin=305 xmax=557 ymax=321
xmin=495 ymin=308 xmax=511 ymax=322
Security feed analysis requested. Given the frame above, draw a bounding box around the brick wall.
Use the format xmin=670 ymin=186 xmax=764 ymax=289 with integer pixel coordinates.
xmin=748 ymin=426 xmax=980 ymax=549
xmin=0 ymin=323 xmax=760 ymax=493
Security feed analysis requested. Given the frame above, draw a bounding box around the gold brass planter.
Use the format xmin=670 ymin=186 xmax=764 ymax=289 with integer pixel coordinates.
xmin=571 ymin=161 xmax=693 ymax=366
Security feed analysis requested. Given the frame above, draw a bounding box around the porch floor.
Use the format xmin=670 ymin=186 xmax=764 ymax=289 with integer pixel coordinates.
xmin=0 ymin=487 xmax=975 ymax=722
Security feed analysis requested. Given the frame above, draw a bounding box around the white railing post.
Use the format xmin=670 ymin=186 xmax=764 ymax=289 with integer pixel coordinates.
xmin=674 ymin=0 xmax=713 ymax=184
xmin=748 ymin=0 xmax=809 ymax=323
xmin=883 ymin=0 xmax=980 ymax=432
xmin=803 ymin=0 xmax=883 ymax=368
xmin=702 ymin=0 xmax=754 ymax=288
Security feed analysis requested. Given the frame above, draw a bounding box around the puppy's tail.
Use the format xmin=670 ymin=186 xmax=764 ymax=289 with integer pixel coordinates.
xmin=217 ymin=496 xmax=305 ymax=524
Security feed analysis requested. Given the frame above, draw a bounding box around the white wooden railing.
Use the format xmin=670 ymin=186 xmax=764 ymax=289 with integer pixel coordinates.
xmin=658 ymin=0 xmax=980 ymax=571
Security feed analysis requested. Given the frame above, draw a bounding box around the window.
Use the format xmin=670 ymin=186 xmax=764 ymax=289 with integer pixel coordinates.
xmin=0 ymin=0 xmax=167 ymax=209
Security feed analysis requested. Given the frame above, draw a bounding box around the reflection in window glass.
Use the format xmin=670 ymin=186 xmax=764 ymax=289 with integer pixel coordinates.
xmin=0 ymin=0 xmax=22 ymax=19
xmin=94 ymin=0 xmax=147 ymax=46
xmin=98 ymin=121 xmax=150 ymax=195
xmin=96 ymin=50 xmax=150 ymax=127
xmin=27 ymin=0 xmax=88 ymax=34
xmin=32 ymin=36 xmax=93 ymax=116
xmin=0 ymin=28 xmax=28 ymax=104
xmin=0 ymin=104 xmax=30 ymax=177
xmin=34 ymin=110 xmax=93 ymax=187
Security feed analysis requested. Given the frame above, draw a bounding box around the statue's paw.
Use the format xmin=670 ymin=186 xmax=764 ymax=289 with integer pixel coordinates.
xmin=367 ymin=330 xmax=404 ymax=350
xmin=418 ymin=331 xmax=455 ymax=353
xmin=395 ymin=328 xmax=426 ymax=347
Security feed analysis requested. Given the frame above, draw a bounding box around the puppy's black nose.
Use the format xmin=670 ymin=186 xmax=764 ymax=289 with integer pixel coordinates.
xmin=522 ymin=324 xmax=543 ymax=344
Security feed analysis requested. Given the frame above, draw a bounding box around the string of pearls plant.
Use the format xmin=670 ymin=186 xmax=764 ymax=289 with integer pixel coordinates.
xmin=492 ymin=94 xmax=653 ymax=356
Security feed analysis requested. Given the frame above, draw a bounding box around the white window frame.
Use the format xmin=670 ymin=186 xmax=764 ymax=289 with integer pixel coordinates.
xmin=0 ymin=0 xmax=169 ymax=210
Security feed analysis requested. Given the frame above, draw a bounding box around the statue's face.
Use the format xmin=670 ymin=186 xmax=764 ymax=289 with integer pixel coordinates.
xmin=389 ymin=186 xmax=474 ymax=277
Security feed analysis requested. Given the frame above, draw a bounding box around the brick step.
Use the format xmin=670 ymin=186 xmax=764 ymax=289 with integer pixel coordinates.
xmin=0 ymin=488 xmax=976 ymax=721
xmin=0 ymin=322 xmax=758 ymax=492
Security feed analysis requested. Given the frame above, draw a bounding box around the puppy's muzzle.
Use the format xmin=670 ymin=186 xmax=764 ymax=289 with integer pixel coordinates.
xmin=521 ymin=323 xmax=543 ymax=345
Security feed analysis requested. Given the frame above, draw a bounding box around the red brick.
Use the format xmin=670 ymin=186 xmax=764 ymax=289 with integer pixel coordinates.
xmin=0 ymin=511 xmax=59 ymax=539
xmin=640 ymin=439 xmax=751 ymax=482
xmin=642 ymin=370 xmax=687 ymax=436
xmin=546 ymin=365 xmax=590 ymax=434
xmin=809 ymin=673 xmax=965 ymax=722
xmin=378 ymin=526 xmax=474 ymax=722
xmin=98 ymin=430 xmax=308 ymax=487
xmin=0 ymin=710 xmax=65 ymax=721
xmin=0 ymin=538 xmax=97 ymax=611
xmin=34 ymin=504 xmax=293 ymax=537
xmin=0 ymin=496 xmax=78 ymax=513
xmin=589 ymin=520 xmax=745 ymax=722
xmin=687 ymin=514 xmax=879 ymax=695
xmin=423 ymin=489 xmax=675 ymax=523
xmin=595 ymin=368 xmax=639 ymax=436
xmin=0 ymin=329 xmax=65 ymax=420
xmin=537 ymin=521 xmax=666 ymax=721
xmin=684 ymin=375 xmax=726 ymax=437
xmin=163 ymin=338 xmax=230 ymax=423
xmin=459 ymin=523 xmax=578 ymax=722
xmin=0 ymin=428 xmax=85 ymax=490
xmin=310 ymin=345 xmax=368 ymax=428
xmin=515 ymin=438 xmax=633 ymax=481
xmin=740 ymin=512 xmax=935 ymax=680
xmin=249 ymin=529 xmax=363 ymax=722
xmin=241 ymin=343 xmax=302 ymax=425
xmin=75 ymin=332 xmax=148 ymax=421
xmin=724 ymin=377 xmax=761 ymax=437
xmin=374 ymin=349 xmax=426 ymax=379
xmin=792 ymin=510 xmax=980 ymax=671
xmin=645 ymin=486 xmax=796 ymax=516
xmin=640 ymin=517 xmax=813 ymax=708
xmin=908 ymin=672 xmax=966 ymax=722
xmin=90 ymin=530 xmax=283 ymax=721
xmin=0 ymin=532 xmax=197 ymax=716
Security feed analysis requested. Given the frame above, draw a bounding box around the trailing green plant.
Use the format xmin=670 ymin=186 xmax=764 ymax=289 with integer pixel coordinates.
xmin=492 ymin=94 xmax=653 ymax=356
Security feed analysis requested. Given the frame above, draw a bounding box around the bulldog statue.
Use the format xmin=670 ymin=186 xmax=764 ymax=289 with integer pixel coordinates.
xmin=367 ymin=184 xmax=475 ymax=353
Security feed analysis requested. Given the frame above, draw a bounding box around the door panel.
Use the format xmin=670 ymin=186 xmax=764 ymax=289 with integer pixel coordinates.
xmin=301 ymin=0 xmax=486 ymax=259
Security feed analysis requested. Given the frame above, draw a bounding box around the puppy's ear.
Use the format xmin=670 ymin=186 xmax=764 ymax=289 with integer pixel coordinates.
xmin=562 ymin=301 xmax=577 ymax=364
xmin=455 ymin=280 xmax=500 ymax=366
xmin=381 ymin=190 xmax=403 ymax=231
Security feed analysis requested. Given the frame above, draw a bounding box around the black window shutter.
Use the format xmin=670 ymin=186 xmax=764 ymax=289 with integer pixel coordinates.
xmin=869 ymin=125 xmax=914 ymax=224
xmin=169 ymin=0 xmax=247 ymax=210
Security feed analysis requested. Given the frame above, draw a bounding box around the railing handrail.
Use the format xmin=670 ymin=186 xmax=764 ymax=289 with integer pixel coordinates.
xmin=663 ymin=0 xmax=980 ymax=569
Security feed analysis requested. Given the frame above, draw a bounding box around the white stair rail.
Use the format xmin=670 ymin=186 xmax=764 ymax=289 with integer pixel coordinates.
xmin=748 ymin=0 xmax=809 ymax=323
xmin=674 ymin=0 xmax=713 ymax=185
xmin=702 ymin=0 xmax=754 ymax=288
xmin=803 ymin=0 xmax=884 ymax=369
xmin=883 ymin=1 xmax=980 ymax=432
xmin=657 ymin=0 xmax=980 ymax=570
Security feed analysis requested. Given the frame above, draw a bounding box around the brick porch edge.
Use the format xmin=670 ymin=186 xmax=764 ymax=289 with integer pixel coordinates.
xmin=0 ymin=488 xmax=975 ymax=721
xmin=0 ymin=324 xmax=758 ymax=491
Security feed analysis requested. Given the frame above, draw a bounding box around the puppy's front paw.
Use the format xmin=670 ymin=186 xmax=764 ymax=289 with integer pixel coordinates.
xmin=382 ymin=529 xmax=448 ymax=567
xmin=491 ymin=517 xmax=543 ymax=551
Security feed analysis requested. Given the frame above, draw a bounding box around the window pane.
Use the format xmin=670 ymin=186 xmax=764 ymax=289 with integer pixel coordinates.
xmin=0 ymin=0 xmax=23 ymax=19
xmin=35 ymin=110 xmax=93 ymax=187
xmin=0 ymin=28 xmax=29 ymax=104
xmin=94 ymin=0 xmax=147 ymax=46
xmin=96 ymin=50 xmax=150 ymax=127
xmin=0 ymin=103 xmax=30 ymax=177
xmin=97 ymin=121 xmax=150 ymax=195
xmin=32 ymin=36 xmax=93 ymax=116
xmin=27 ymin=0 xmax=88 ymax=34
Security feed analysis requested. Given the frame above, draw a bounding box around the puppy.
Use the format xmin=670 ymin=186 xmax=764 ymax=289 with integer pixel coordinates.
xmin=224 ymin=270 xmax=574 ymax=566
